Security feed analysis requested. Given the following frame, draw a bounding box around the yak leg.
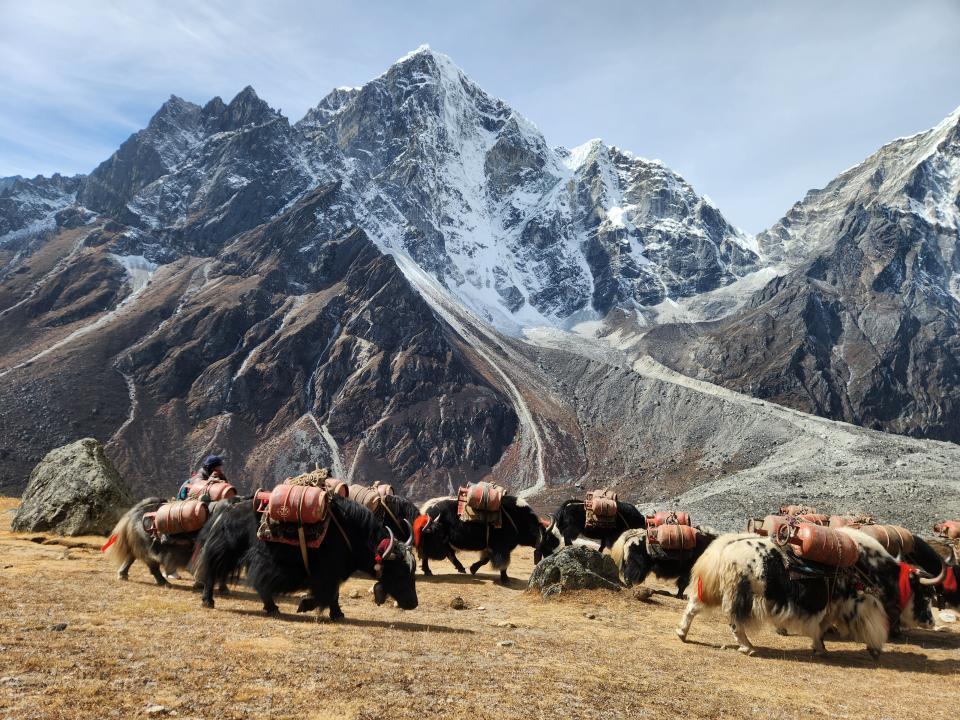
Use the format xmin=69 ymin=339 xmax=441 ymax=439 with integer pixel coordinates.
xmin=257 ymin=586 xmax=280 ymax=617
xmin=116 ymin=556 xmax=134 ymax=581
xmin=470 ymin=551 xmax=490 ymax=576
xmin=675 ymin=572 xmax=691 ymax=599
xmin=447 ymin=548 xmax=467 ymax=574
xmin=147 ymin=560 xmax=169 ymax=586
xmin=730 ymin=621 xmax=757 ymax=656
xmin=676 ymin=595 xmax=702 ymax=641
xmin=327 ymin=586 xmax=344 ymax=621
xmin=421 ymin=556 xmax=433 ymax=576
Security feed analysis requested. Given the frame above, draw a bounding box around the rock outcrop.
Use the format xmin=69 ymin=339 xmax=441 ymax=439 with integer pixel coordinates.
xmin=528 ymin=546 xmax=622 ymax=596
xmin=12 ymin=438 xmax=132 ymax=535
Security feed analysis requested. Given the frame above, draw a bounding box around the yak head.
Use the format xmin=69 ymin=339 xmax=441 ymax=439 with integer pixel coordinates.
xmin=372 ymin=526 xmax=418 ymax=610
xmin=535 ymin=516 xmax=562 ymax=563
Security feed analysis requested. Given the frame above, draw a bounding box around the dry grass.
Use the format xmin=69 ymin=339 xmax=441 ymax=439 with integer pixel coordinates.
xmin=0 ymin=497 xmax=957 ymax=719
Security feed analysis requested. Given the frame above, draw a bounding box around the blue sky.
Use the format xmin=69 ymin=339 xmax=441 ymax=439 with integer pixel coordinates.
xmin=2 ymin=0 xmax=958 ymax=232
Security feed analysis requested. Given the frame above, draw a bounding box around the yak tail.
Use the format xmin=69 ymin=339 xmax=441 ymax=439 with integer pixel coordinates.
xmin=104 ymin=512 xmax=134 ymax=569
xmin=687 ymin=533 xmax=747 ymax=606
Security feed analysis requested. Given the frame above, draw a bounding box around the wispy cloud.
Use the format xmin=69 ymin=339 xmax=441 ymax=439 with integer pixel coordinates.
xmin=1 ymin=0 xmax=958 ymax=231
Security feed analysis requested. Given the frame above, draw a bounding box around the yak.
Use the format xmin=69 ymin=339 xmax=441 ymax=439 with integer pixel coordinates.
xmin=195 ymin=495 xmax=418 ymax=619
xmin=610 ymin=526 xmax=717 ymax=598
xmin=676 ymin=529 xmax=938 ymax=658
xmin=104 ymin=496 xmax=238 ymax=587
xmin=417 ymin=495 xmax=541 ymax=583
xmin=535 ymin=499 xmax=646 ymax=562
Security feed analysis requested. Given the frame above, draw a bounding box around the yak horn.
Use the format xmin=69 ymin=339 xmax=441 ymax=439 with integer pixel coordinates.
xmin=918 ymin=562 xmax=947 ymax=586
xmin=383 ymin=526 xmax=396 ymax=558
xmin=404 ymin=519 xmax=414 ymax=547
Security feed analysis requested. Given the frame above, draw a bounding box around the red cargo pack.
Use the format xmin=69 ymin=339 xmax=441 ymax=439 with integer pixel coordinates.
xmin=748 ymin=515 xmax=792 ymax=537
xmin=647 ymin=524 xmax=698 ymax=551
xmin=779 ymin=505 xmax=817 ymax=516
xmin=324 ymin=478 xmax=349 ymax=498
xmin=857 ymin=524 xmax=914 ymax=557
xmin=585 ymin=489 xmax=618 ymax=528
xmin=145 ymin=500 xmax=209 ymax=536
xmin=647 ymin=511 xmax=691 ymax=527
xmin=373 ymin=481 xmax=395 ymax=498
xmin=184 ymin=479 xmax=237 ymax=502
xmin=457 ymin=481 xmax=505 ymax=525
xmin=778 ymin=523 xmax=859 ymax=567
xmin=934 ymin=521 xmax=960 ymax=540
xmin=256 ymin=484 xmax=330 ymax=525
xmin=349 ymin=484 xmax=383 ymax=512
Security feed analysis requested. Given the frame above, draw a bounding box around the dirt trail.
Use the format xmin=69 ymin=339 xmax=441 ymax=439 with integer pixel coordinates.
xmin=395 ymin=254 xmax=547 ymax=496
xmin=1 ymin=498 xmax=958 ymax=720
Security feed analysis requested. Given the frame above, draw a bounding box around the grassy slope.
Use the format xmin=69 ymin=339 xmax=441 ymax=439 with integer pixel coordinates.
xmin=1 ymin=497 xmax=958 ymax=720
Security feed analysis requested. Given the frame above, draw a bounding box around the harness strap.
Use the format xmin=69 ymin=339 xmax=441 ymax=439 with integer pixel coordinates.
xmin=379 ymin=497 xmax=405 ymax=540
xmin=329 ymin=507 xmax=353 ymax=553
xmin=297 ymin=525 xmax=310 ymax=575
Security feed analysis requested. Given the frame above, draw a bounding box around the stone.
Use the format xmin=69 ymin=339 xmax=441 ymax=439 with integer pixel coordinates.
xmin=145 ymin=705 xmax=170 ymax=716
xmin=497 ymin=640 xmax=514 ymax=647
xmin=633 ymin=587 xmax=654 ymax=602
xmin=12 ymin=438 xmax=133 ymax=536
xmin=527 ymin=545 xmax=622 ymax=597
xmin=48 ymin=623 xmax=67 ymax=632
xmin=449 ymin=596 xmax=466 ymax=610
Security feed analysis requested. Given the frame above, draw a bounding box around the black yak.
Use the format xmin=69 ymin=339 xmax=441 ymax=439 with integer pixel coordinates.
xmin=196 ymin=496 xmax=417 ymax=619
xmin=416 ymin=495 xmax=541 ymax=583
xmin=535 ymin=499 xmax=646 ymax=562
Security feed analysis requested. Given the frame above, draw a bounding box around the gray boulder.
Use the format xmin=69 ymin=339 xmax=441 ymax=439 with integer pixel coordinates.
xmin=528 ymin=545 xmax=622 ymax=597
xmin=12 ymin=438 xmax=132 ymax=535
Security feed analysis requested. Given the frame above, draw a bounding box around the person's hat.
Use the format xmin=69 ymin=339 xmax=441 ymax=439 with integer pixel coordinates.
xmin=202 ymin=455 xmax=224 ymax=472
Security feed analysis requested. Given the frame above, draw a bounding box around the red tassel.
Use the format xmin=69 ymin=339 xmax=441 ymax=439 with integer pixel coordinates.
xmin=696 ymin=575 xmax=704 ymax=603
xmin=944 ymin=566 xmax=958 ymax=594
xmin=101 ymin=534 xmax=118 ymax=553
xmin=898 ymin=562 xmax=913 ymax=610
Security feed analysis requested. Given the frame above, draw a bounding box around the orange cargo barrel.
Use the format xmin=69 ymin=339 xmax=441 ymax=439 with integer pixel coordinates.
xmin=324 ymin=478 xmax=349 ymax=498
xmin=647 ymin=511 xmax=691 ymax=527
xmin=648 ymin=524 xmax=698 ymax=551
xmin=267 ymin=484 xmax=327 ymax=525
xmin=779 ymin=524 xmax=859 ymax=567
xmin=152 ymin=500 xmax=209 ymax=535
xmin=857 ymin=524 xmax=915 ymax=556
xmin=186 ymin=480 xmax=237 ymax=502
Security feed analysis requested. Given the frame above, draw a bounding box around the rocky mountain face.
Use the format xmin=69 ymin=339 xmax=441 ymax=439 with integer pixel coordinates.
xmin=298 ymin=47 xmax=758 ymax=329
xmin=641 ymin=108 xmax=960 ymax=442
xmin=1 ymin=46 xmax=958 ymax=512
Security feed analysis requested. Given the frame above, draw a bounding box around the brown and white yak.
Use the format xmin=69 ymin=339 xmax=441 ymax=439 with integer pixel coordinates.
xmin=103 ymin=496 xmax=239 ymax=587
xmin=610 ymin=526 xmax=717 ymax=598
xmin=675 ymin=528 xmax=939 ymax=657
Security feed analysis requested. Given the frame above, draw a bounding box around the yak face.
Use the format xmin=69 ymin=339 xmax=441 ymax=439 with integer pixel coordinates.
xmin=534 ymin=519 xmax=562 ymax=563
xmin=373 ymin=536 xmax=418 ymax=610
xmin=901 ymin=568 xmax=937 ymax=628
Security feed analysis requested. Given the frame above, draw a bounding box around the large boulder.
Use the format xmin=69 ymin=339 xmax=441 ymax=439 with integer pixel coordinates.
xmin=528 ymin=545 xmax=622 ymax=597
xmin=12 ymin=438 xmax=133 ymax=535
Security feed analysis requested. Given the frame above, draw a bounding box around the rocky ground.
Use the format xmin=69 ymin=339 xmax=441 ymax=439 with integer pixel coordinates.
xmin=1 ymin=498 xmax=958 ymax=720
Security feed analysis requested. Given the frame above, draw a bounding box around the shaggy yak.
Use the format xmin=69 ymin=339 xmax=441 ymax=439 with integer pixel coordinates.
xmin=195 ymin=496 xmax=418 ymax=619
xmin=535 ymin=499 xmax=646 ymax=562
xmin=416 ymin=495 xmax=542 ymax=583
xmin=104 ymin=496 xmax=239 ymax=587
xmin=610 ymin=526 xmax=717 ymax=597
xmin=675 ymin=528 xmax=938 ymax=657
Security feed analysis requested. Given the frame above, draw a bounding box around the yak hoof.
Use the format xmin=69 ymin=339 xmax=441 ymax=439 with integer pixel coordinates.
xmin=264 ymin=606 xmax=281 ymax=618
xmin=201 ymin=598 xmax=214 ymax=609
xmin=296 ymin=597 xmax=320 ymax=614
xmin=421 ymin=569 xmax=433 ymax=577
xmin=329 ymin=608 xmax=345 ymax=622
xmin=868 ymin=648 xmax=881 ymax=660
xmin=117 ymin=573 xmax=129 ymax=582
xmin=675 ymin=628 xmax=687 ymax=642
xmin=218 ymin=585 xmax=230 ymax=596
xmin=738 ymin=646 xmax=756 ymax=656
